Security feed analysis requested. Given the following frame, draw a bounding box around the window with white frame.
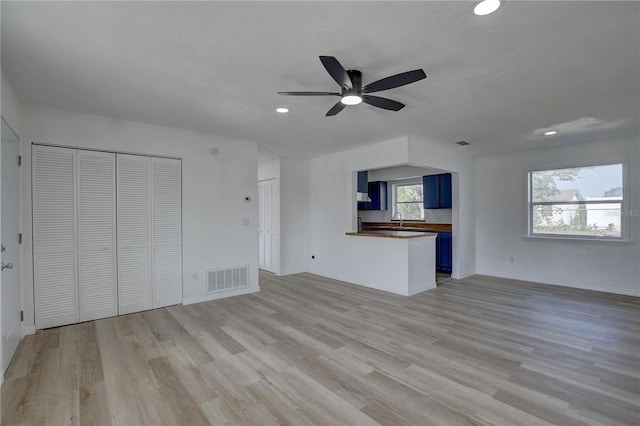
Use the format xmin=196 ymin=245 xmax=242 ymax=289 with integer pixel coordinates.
xmin=528 ymin=164 xmax=625 ymax=239
xmin=392 ymin=180 xmax=424 ymax=220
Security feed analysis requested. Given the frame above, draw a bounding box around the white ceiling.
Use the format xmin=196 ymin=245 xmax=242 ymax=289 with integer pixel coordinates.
xmin=2 ymin=1 xmax=638 ymax=158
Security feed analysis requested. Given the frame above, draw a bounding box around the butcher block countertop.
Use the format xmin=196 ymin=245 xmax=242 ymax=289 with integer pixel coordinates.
xmin=363 ymin=222 xmax=452 ymax=233
xmin=346 ymin=230 xmax=437 ymax=239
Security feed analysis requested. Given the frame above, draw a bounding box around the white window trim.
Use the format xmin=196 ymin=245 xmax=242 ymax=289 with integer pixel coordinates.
xmin=526 ymin=162 xmax=630 ymax=242
xmin=391 ymin=178 xmax=424 ymax=221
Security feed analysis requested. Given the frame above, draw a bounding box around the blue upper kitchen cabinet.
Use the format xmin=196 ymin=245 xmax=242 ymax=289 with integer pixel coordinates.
xmin=423 ymin=173 xmax=452 ymax=209
xmin=358 ymin=181 xmax=388 ymax=210
xmin=357 ymin=171 xmax=368 ymax=193
xmin=436 ymin=231 xmax=452 ymax=274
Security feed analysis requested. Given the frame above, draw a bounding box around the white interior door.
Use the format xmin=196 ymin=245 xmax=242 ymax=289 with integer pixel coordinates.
xmin=32 ymin=145 xmax=78 ymax=329
xmin=258 ymin=179 xmax=279 ymax=273
xmin=258 ymin=183 xmax=265 ymax=267
xmin=263 ymin=182 xmax=273 ymax=269
xmin=117 ymin=154 xmax=152 ymax=315
xmin=1 ymin=119 xmax=21 ymax=375
xmin=151 ymin=157 xmax=182 ymax=309
xmin=77 ymin=150 xmax=117 ymax=321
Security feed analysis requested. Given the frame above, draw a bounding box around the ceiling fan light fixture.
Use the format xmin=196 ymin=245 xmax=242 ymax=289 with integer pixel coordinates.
xmin=278 ymin=56 xmax=425 ymax=116
xmin=341 ymin=94 xmax=362 ymax=106
xmin=474 ymin=0 xmax=501 ymax=16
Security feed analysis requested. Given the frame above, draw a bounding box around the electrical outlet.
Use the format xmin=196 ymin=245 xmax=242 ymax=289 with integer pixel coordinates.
xmin=509 ymin=256 xmax=514 ymax=263
xmin=192 ymin=272 xmax=198 ymax=281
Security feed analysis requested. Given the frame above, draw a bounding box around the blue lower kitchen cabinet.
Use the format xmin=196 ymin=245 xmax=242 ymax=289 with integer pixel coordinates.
xmin=436 ymin=231 xmax=452 ymax=274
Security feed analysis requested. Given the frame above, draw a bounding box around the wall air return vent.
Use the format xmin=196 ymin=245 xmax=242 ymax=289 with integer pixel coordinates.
xmin=206 ymin=265 xmax=249 ymax=294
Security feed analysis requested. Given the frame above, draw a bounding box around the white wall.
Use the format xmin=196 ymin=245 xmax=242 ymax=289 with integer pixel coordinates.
xmin=280 ymin=157 xmax=310 ymax=275
xmin=475 ymin=136 xmax=640 ymax=296
xmin=2 ymin=73 xmax=22 ymax=138
xmin=20 ymin=105 xmax=260 ymax=330
xmin=258 ymin=155 xmax=279 ymax=181
xmin=309 ymin=135 xmax=475 ymax=283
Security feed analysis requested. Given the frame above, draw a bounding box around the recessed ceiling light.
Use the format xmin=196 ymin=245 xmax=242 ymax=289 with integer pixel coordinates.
xmin=341 ymin=95 xmax=363 ymax=106
xmin=276 ymin=107 xmax=289 ymax=113
xmin=544 ymin=130 xmax=558 ymax=136
xmin=474 ymin=0 xmax=501 ymax=16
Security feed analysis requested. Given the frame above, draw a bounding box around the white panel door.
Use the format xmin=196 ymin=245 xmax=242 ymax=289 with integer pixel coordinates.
xmin=117 ymin=154 xmax=152 ymax=315
xmin=258 ymin=179 xmax=279 ymax=273
xmin=32 ymin=145 xmax=78 ymax=329
xmin=263 ymin=181 xmax=273 ymax=269
xmin=151 ymin=157 xmax=182 ymax=309
xmin=258 ymin=183 xmax=265 ymax=267
xmin=77 ymin=150 xmax=117 ymax=322
xmin=1 ymin=121 xmax=21 ymax=374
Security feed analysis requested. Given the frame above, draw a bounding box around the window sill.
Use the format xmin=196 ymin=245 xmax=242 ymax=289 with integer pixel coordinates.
xmin=524 ymin=235 xmax=633 ymax=245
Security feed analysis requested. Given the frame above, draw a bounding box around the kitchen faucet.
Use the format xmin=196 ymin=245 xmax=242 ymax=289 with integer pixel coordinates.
xmin=392 ymin=211 xmax=404 ymax=227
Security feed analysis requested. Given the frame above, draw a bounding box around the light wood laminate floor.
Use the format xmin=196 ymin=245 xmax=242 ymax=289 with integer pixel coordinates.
xmin=2 ymin=272 xmax=639 ymax=425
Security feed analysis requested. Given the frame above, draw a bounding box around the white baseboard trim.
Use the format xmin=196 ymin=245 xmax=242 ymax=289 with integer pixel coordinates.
xmin=279 ymin=269 xmax=308 ymax=277
xmin=182 ymin=286 xmax=260 ymax=305
xmin=476 ymin=270 xmax=640 ymax=297
xmin=23 ymin=324 xmax=36 ymax=336
xmin=408 ymin=281 xmax=437 ymax=296
xmin=453 ymin=271 xmax=475 ymax=280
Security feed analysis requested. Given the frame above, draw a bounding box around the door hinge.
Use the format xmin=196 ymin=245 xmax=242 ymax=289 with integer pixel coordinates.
xmin=18 ymin=233 xmax=22 ymax=244
xmin=20 ymin=311 xmax=24 ymax=322
xmin=18 ymin=155 xmax=22 ymax=166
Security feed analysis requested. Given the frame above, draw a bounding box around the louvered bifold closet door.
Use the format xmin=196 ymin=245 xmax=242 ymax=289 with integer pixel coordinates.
xmin=33 ymin=145 xmax=78 ymax=328
xmin=151 ymin=157 xmax=182 ymax=308
xmin=77 ymin=150 xmax=117 ymax=322
xmin=117 ymin=154 xmax=153 ymax=314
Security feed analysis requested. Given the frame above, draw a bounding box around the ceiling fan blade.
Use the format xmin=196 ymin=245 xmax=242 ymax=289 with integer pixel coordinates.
xmin=362 ymin=69 xmax=427 ymax=93
xmin=320 ymin=56 xmax=353 ymax=90
xmin=362 ymin=95 xmax=405 ymax=111
xmin=278 ymin=91 xmax=341 ymax=96
xmin=326 ymin=101 xmax=347 ymax=116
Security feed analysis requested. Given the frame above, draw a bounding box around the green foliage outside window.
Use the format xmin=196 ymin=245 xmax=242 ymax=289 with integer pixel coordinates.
xmin=395 ymin=184 xmax=424 ymax=220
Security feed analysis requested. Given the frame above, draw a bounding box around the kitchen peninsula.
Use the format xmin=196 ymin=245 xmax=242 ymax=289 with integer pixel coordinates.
xmin=345 ymin=229 xmax=437 ymax=296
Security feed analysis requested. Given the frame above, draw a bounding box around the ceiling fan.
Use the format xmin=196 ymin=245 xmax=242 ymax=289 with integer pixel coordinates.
xmin=278 ymin=56 xmax=427 ymax=116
